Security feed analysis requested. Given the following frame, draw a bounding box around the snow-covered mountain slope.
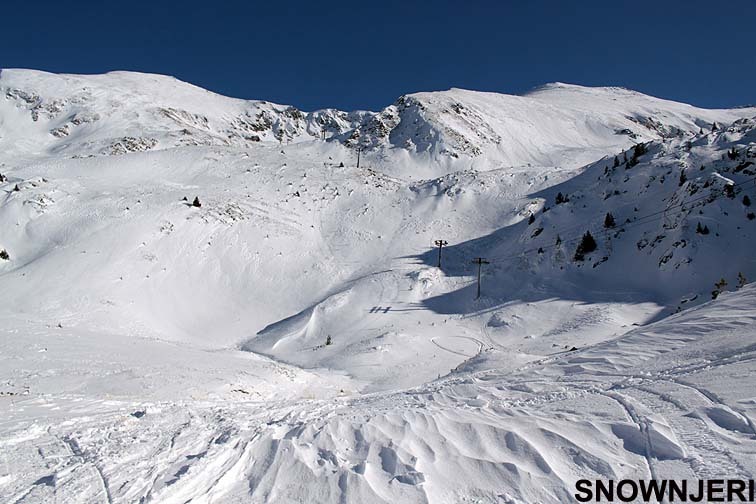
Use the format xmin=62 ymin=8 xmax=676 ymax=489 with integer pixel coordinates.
xmin=0 ymin=140 xmax=572 ymax=390
xmin=435 ymin=117 xmax=756 ymax=305
xmin=1 ymin=70 xmax=755 ymax=503
xmin=0 ymin=71 xmax=754 ymax=387
xmin=372 ymin=83 xmax=754 ymax=173
xmin=0 ymin=69 xmax=370 ymax=159
xmin=241 ymin=119 xmax=756 ymax=388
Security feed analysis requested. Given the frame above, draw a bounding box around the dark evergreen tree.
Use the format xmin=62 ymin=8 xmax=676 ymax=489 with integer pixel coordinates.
xmin=743 ymin=195 xmax=752 ymax=207
xmin=0 ymin=249 xmax=8 ymax=261
xmin=555 ymin=235 xmax=562 ymax=246
xmin=679 ymin=170 xmax=687 ymax=186
xmin=613 ymin=156 xmax=620 ymax=168
xmin=633 ymin=143 xmax=647 ymax=157
xmin=528 ymin=214 xmax=535 ymax=225
xmin=192 ymin=196 xmax=202 ymax=208
xmin=574 ymin=231 xmax=597 ymax=261
xmin=604 ymin=212 xmax=616 ymax=228
xmin=712 ymin=278 xmax=727 ymax=299
xmin=624 ymin=143 xmax=646 ymax=168
xmin=738 ymin=272 xmax=748 ymax=289
xmin=555 ymin=192 xmax=565 ymax=204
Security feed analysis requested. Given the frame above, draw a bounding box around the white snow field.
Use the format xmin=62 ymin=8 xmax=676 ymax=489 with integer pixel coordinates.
xmin=1 ymin=69 xmax=755 ymax=503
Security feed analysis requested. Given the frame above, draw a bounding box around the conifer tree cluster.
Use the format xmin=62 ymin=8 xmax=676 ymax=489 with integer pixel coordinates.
xmin=626 ymin=143 xmax=648 ymax=168
xmin=712 ymin=278 xmax=727 ymax=299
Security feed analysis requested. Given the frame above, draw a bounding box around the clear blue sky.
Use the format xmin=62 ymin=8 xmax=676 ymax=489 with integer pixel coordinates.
xmin=6 ymin=0 xmax=755 ymax=111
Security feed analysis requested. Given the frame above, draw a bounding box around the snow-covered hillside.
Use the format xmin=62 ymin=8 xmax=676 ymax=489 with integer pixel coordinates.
xmin=1 ymin=69 xmax=755 ymax=503
xmin=435 ymin=117 xmax=756 ymax=306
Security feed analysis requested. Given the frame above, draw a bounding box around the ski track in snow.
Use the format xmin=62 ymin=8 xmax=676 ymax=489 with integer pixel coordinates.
xmin=3 ymin=286 xmax=756 ymax=503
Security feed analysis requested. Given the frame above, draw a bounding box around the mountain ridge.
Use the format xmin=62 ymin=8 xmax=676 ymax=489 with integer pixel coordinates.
xmin=3 ymin=68 xmax=754 ymax=178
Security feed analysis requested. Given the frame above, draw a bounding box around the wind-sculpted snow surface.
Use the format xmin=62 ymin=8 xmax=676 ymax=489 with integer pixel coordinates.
xmin=1 ymin=70 xmax=756 ymax=502
xmin=3 ymin=286 xmax=756 ymax=503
